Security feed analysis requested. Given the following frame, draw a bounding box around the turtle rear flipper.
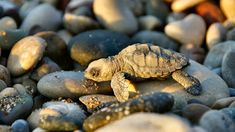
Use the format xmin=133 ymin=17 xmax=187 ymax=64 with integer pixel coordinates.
xmin=111 ymin=72 xmax=137 ymax=102
xmin=172 ymin=70 xmax=202 ymax=95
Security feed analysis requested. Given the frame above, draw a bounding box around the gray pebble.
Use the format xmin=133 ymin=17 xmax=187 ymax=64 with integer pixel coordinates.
xmin=222 ymin=51 xmax=235 ymax=87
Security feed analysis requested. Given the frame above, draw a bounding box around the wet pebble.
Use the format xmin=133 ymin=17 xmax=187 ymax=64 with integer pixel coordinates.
xmin=132 ymin=30 xmax=179 ymax=51
xmin=199 ymin=110 xmax=235 ymax=132
xmin=96 ymin=113 xmax=192 ymax=132
xmin=7 ymin=36 xmax=46 ymax=76
xmin=11 ymin=119 xmax=29 ymax=132
xmin=69 ymin=30 xmax=132 ymax=66
xmin=93 ymin=0 xmax=138 ymax=35
xmin=165 ymin=14 xmax=206 ymax=46
xmin=20 ymin=3 xmax=62 ymax=32
xmin=222 ymin=51 xmax=235 ymax=87
xmin=0 ymin=16 xmax=17 ymax=30
xmin=206 ymin=23 xmax=227 ymax=49
xmin=182 ymin=103 xmax=211 ymax=123
xmin=83 ymin=92 xmax=174 ymax=131
xmin=37 ymin=71 xmax=112 ymax=99
xmin=38 ymin=101 xmax=87 ymax=131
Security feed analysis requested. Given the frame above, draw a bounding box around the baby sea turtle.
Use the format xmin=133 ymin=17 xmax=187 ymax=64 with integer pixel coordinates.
xmin=85 ymin=43 xmax=202 ymax=102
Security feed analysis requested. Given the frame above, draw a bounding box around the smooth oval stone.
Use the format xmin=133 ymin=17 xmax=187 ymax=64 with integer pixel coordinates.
xmin=37 ymin=71 xmax=112 ymax=99
xmin=226 ymin=28 xmax=235 ymax=41
xmin=146 ymin=0 xmax=169 ymax=24
xmin=96 ymin=113 xmax=192 ymax=132
xmin=138 ymin=15 xmax=162 ymax=30
xmin=0 ymin=65 xmax=11 ymax=86
xmin=69 ymin=30 xmax=132 ymax=66
xmin=199 ymin=110 xmax=235 ymax=132
xmin=167 ymin=12 xmax=186 ymax=24
xmin=63 ymin=13 xmax=100 ymax=34
xmin=132 ymin=31 xmax=179 ymax=51
xmin=204 ymin=41 xmax=235 ymax=69
xmin=182 ymin=103 xmax=211 ymax=123
xmin=93 ymin=0 xmax=138 ymax=35
xmin=83 ymin=92 xmax=174 ymax=131
xmin=20 ymin=3 xmax=62 ymax=33
xmin=0 ymin=16 xmax=17 ymax=30
xmin=212 ymin=97 xmax=235 ymax=109
xmin=136 ymin=60 xmax=229 ymax=110
xmin=0 ymin=29 xmax=27 ymax=50
xmin=220 ymin=0 xmax=235 ymax=20
xmin=7 ymin=36 xmax=46 ymax=76
xmin=165 ymin=14 xmax=206 ymax=46
xmin=171 ymin=0 xmax=205 ymax=12
xmin=11 ymin=119 xmax=30 ymax=132
xmin=195 ymin=1 xmax=225 ymax=25
xmin=39 ymin=101 xmax=87 ymax=131
xmin=31 ymin=57 xmax=61 ymax=81
xmin=206 ymin=23 xmax=227 ymax=49
xmin=222 ymin=51 xmax=235 ymax=87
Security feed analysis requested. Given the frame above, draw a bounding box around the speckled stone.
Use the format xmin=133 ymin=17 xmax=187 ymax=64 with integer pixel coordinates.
xmin=165 ymin=14 xmax=206 ymax=46
xmin=7 ymin=36 xmax=46 ymax=76
xmin=96 ymin=113 xmax=192 ymax=132
xmin=132 ymin=31 xmax=179 ymax=51
xmin=199 ymin=110 xmax=235 ymax=132
xmin=222 ymin=51 xmax=235 ymax=87
xmin=206 ymin=23 xmax=227 ymax=49
xmin=93 ymin=0 xmax=138 ymax=35
xmin=0 ymin=16 xmax=17 ymax=30
xmin=69 ymin=30 xmax=132 ymax=66
xmin=220 ymin=0 xmax=235 ymax=20
xmin=20 ymin=3 xmax=62 ymax=33
xmin=171 ymin=0 xmax=205 ymax=12
xmin=37 ymin=71 xmax=112 ymax=99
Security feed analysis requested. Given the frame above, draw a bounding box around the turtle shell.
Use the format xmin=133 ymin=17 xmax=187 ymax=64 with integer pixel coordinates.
xmin=118 ymin=43 xmax=189 ymax=78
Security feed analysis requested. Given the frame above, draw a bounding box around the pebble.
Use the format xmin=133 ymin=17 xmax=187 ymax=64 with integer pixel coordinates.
xmin=195 ymin=1 xmax=225 ymax=25
xmin=27 ymin=110 xmax=40 ymax=130
xmin=11 ymin=119 xmax=30 ymax=132
xmin=83 ymin=92 xmax=174 ymax=131
xmin=132 ymin=30 xmax=179 ymax=51
xmin=0 ymin=65 xmax=11 ymax=86
xmin=96 ymin=113 xmax=192 ymax=132
xmin=221 ymin=107 xmax=235 ymax=122
xmin=220 ymin=0 xmax=235 ymax=20
xmin=212 ymin=97 xmax=235 ymax=109
xmin=229 ymin=88 xmax=235 ymax=97
xmin=211 ymin=67 xmax=222 ymax=77
xmin=0 ymin=80 xmax=7 ymax=92
xmin=35 ymin=31 xmax=72 ymax=70
xmin=19 ymin=0 xmax=39 ymax=19
xmin=180 ymin=43 xmax=206 ymax=63
xmin=7 ymin=36 xmax=46 ymax=76
xmin=123 ymin=0 xmax=144 ymax=16
xmin=0 ymin=29 xmax=27 ymax=50
xmin=146 ymin=0 xmax=169 ymax=24
xmin=63 ymin=13 xmax=100 ymax=34
xmin=0 ymin=16 xmax=17 ymax=30
xmin=136 ymin=60 xmax=229 ymax=110
xmin=138 ymin=15 xmax=162 ymax=30
xmin=171 ymin=0 xmax=205 ymax=12
xmin=204 ymin=41 xmax=235 ymax=69
xmin=38 ymin=101 xmax=87 ymax=131
xmin=57 ymin=29 xmax=72 ymax=44
xmin=37 ymin=71 xmax=112 ymax=99
xmin=222 ymin=51 xmax=235 ymax=87
xmin=0 ymin=125 xmax=11 ymax=132
xmin=68 ymin=30 xmax=132 ymax=66
xmin=165 ymin=14 xmax=206 ymax=46
xmin=167 ymin=12 xmax=186 ymax=24
xmin=206 ymin=23 xmax=227 ymax=49
xmin=182 ymin=103 xmax=211 ymax=123
xmin=22 ymin=79 xmax=38 ymax=96
xmin=199 ymin=110 xmax=235 ymax=132
xmin=226 ymin=28 xmax=235 ymax=41
xmin=30 ymin=57 xmax=61 ymax=81
xmin=93 ymin=0 xmax=138 ymax=35
xmin=20 ymin=3 xmax=62 ymax=33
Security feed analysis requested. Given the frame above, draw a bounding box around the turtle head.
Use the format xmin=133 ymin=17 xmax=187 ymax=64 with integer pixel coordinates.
xmin=84 ymin=58 xmax=114 ymax=82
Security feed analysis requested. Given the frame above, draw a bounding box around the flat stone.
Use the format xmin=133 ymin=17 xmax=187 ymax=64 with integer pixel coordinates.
xmin=37 ymin=71 xmax=112 ymax=99
xmin=93 ymin=0 xmax=138 ymax=35
xmin=171 ymin=0 xmax=205 ymax=12
xmin=7 ymin=36 xmax=46 ymax=76
xmin=222 ymin=51 xmax=235 ymax=87
xmin=165 ymin=14 xmax=206 ymax=46
xmin=96 ymin=113 xmax=192 ymax=132
xmin=136 ymin=60 xmax=229 ymax=110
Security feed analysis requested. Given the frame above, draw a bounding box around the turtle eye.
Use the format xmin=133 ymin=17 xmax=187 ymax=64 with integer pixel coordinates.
xmin=90 ymin=68 xmax=100 ymax=77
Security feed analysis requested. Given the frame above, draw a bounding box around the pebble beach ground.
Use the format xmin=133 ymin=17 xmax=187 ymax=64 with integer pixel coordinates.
xmin=0 ymin=0 xmax=235 ymax=132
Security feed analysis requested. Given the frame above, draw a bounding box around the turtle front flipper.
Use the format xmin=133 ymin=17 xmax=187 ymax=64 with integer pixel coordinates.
xmin=172 ymin=70 xmax=202 ymax=95
xmin=111 ymin=72 xmax=137 ymax=102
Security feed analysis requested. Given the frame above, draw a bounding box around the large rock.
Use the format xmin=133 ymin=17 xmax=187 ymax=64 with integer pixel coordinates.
xmin=93 ymin=0 xmax=138 ymax=35
xmin=165 ymin=14 xmax=206 ymax=46
xmin=136 ymin=60 xmax=229 ymax=110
